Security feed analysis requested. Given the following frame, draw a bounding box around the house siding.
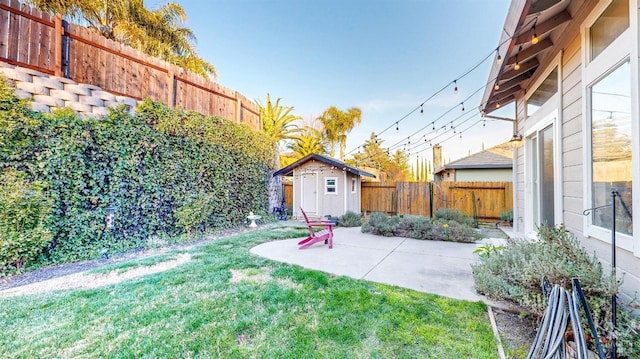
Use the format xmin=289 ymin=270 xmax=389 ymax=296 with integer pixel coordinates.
xmin=290 ymin=161 xmax=363 ymax=219
xmin=512 ymin=3 xmax=640 ymax=300
xmin=455 ymin=168 xmax=513 ymax=182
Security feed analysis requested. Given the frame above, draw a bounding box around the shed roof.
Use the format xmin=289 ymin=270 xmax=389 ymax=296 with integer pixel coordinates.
xmin=273 ymin=153 xmax=376 ymax=178
xmin=434 ymin=143 xmax=513 ymax=174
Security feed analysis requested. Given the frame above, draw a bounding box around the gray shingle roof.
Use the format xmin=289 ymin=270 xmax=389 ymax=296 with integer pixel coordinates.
xmin=273 ymin=153 xmax=376 ymax=178
xmin=434 ymin=142 xmax=513 ymax=174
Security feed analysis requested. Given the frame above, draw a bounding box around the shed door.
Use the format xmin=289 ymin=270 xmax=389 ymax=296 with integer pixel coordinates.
xmin=301 ymin=173 xmax=318 ymax=215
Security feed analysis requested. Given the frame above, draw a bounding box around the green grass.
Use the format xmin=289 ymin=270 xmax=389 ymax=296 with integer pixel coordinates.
xmin=0 ymin=227 xmax=498 ymax=358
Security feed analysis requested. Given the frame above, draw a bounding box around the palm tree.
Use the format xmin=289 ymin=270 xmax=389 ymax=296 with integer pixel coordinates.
xmin=317 ymin=106 xmax=362 ymax=159
xmin=257 ymin=93 xmax=302 ymax=147
xmin=256 ymin=93 xmax=302 ymax=211
xmin=28 ymin=0 xmax=217 ymax=78
xmin=288 ymin=127 xmax=327 ymax=158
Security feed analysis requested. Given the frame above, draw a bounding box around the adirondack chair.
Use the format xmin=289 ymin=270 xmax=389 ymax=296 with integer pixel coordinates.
xmin=298 ymin=207 xmax=333 ymax=249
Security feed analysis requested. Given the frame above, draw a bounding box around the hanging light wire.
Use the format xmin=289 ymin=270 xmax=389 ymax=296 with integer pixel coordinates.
xmin=344 ymin=16 xmax=539 ymax=158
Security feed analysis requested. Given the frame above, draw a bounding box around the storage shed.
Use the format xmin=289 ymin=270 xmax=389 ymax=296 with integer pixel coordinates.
xmin=273 ymin=154 xmax=375 ymax=219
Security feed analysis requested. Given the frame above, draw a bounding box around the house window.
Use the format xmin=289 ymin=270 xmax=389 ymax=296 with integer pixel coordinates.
xmin=589 ymin=0 xmax=629 ymax=61
xmin=589 ymin=61 xmax=632 ymax=236
xmin=527 ymin=121 xmax=556 ymax=230
xmin=351 ymin=178 xmax=357 ymax=193
xmin=583 ymin=0 xmax=633 ymax=243
xmin=325 ymin=177 xmax=337 ymax=194
xmin=527 ymin=67 xmax=558 ymax=116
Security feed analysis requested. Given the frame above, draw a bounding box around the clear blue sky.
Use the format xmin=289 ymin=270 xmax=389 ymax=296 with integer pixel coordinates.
xmin=179 ymin=0 xmax=515 ymax=164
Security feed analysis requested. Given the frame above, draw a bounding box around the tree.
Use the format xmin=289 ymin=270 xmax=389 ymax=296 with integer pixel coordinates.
xmin=288 ymin=127 xmax=327 ymax=159
xmin=386 ymin=150 xmax=411 ymax=182
xmin=257 ymin=94 xmax=302 ymax=148
xmin=317 ymin=106 xmax=362 ymax=159
xmin=256 ymin=93 xmax=302 ymax=210
xmin=28 ymin=0 xmax=217 ymax=78
xmin=350 ymin=133 xmax=389 ymax=171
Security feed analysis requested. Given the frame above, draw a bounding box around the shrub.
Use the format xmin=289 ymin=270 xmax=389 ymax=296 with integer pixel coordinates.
xmin=0 ymin=77 xmax=275 ymax=267
xmin=338 ymin=211 xmax=362 ymax=227
xmin=0 ymin=169 xmax=52 ymax=274
xmin=361 ymin=212 xmax=398 ymax=236
xmin=500 ymin=209 xmax=513 ymax=224
xmin=434 ymin=208 xmax=474 ymax=226
xmin=362 ymin=213 xmax=481 ymax=242
xmin=472 ymin=224 xmax=639 ymax=357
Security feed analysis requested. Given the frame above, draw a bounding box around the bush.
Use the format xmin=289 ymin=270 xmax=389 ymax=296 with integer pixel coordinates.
xmin=500 ymin=209 xmax=513 ymax=224
xmin=0 ymin=169 xmax=52 ymax=274
xmin=362 ymin=212 xmax=481 ymax=242
xmin=0 ymin=77 xmax=275 ymax=268
xmin=434 ymin=208 xmax=474 ymax=226
xmin=361 ymin=212 xmax=399 ymax=236
xmin=338 ymin=211 xmax=362 ymax=227
xmin=472 ymin=224 xmax=639 ymax=357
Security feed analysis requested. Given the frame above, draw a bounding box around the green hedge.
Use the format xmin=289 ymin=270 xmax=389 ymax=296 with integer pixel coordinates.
xmin=0 ymin=78 xmax=275 ymax=271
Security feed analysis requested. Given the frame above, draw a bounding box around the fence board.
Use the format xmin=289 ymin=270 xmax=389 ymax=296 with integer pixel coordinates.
xmin=0 ymin=1 xmax=8 ymax=58
xmin=7 ymin=0 xmax=19 ymax=62
xmin=432 ymin=181 xmax=513 ymax=220
xmin=361 ymin=182 xmax=398 ymax=214
xmin=0 ymin=1 xmax=259 ymax=128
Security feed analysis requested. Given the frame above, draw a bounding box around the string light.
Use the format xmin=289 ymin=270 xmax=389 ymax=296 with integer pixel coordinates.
xmin=460 ymin=102 xmax=465 ymax=112
xmin=453 ymin=80 xmax=458 ymax=94
xmin=343 ymin=15 xmax=541 ymax=158
xmin=531 ymin=20 xmax=539 ymax=45
xmin=494 ymin=82 xmax=500 ymax=90
xmin=514 ymin=46 xmax=522 ymax=70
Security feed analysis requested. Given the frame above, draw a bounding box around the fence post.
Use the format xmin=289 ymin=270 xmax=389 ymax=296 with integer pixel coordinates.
xmin=236 ymin=93 xmax=243 ymax=124
xmin=167 ymin=70 xmax=175 ymax=108
xmin=53 ymin=14 xmax=63 ymax=77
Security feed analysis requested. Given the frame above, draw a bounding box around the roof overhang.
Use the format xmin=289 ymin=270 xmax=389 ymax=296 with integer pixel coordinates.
xmin=272 ymin=153 xmax=376 ymax=178
xmin=481 ymin=0 xmax=591 ymax=114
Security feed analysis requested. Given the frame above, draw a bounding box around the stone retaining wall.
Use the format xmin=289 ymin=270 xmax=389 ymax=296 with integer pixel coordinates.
xmin=0 ymin=61 xmax=139 ymax=117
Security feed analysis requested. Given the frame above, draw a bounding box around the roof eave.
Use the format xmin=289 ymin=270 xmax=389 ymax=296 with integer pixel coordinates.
xmin=481 ymin=0 xmax=531 ymax=114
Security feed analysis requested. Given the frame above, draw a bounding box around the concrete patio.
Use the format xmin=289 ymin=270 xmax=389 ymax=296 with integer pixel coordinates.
xmin=251 ymin=225 xmax=508 ymax=303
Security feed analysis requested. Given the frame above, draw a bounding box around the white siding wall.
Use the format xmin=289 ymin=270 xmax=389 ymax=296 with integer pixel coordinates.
xmin=455 ymin=169 xmax=513 ymax=182
xmin=513 ymin=16 xmax=640 ymax=300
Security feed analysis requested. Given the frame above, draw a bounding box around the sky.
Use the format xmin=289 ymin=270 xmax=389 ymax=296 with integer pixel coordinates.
xmin=177 ymin=0 xmax=516 ymax=165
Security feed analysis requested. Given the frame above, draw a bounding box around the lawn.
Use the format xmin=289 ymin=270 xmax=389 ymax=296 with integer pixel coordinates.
xmin=0 ymin=226 xmax=498 ymax=358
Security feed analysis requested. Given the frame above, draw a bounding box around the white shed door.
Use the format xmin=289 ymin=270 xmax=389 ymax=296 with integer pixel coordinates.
xmin=301 ymin=173 xmax=318 ymax=215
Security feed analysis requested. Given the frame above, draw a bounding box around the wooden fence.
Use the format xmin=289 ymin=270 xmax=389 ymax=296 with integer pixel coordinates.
xmin=0 ymin=0 xmax=260 ymax=129
xmin=283 ymin=181 xmax=513 ymax=221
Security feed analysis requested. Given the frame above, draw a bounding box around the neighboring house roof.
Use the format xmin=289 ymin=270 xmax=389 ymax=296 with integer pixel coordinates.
xmin=434 ymin=142 xmax=513 ymax=174
xmin=273 ymin=153 xmax=376 ymax=178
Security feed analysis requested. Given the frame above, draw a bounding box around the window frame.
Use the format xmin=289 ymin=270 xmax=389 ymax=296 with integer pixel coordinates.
xmin=324 ymin=177 xmax=338 ymax=195
xmin=581 ymin=0 xmax=638 ymax=254
xmin=351 ymin=178 xmax=357 ymax=193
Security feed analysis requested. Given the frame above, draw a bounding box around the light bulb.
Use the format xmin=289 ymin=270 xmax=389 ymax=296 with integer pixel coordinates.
xmin=494 ymin=83 xmax=500 ymax=90
xmin=514 ymin=62 xmax=520 ymax=71
xmin=497 ymin=54 xmax=502 ymax=64
xmin=532 ymin=33 xmax=539 ymax=44
xmin=496 ymin=102 xmax=501 ymax=108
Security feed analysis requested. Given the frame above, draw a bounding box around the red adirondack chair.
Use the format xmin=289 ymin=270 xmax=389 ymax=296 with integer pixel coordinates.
xmin=298 ymin=207 xmax=333 ymax=249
